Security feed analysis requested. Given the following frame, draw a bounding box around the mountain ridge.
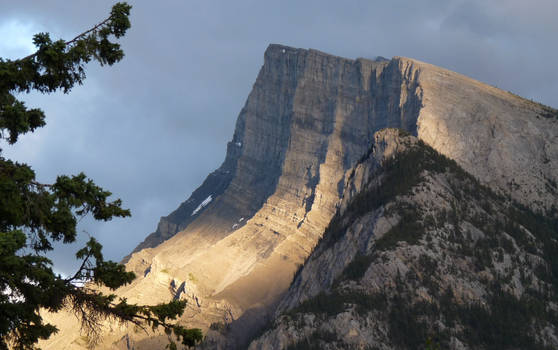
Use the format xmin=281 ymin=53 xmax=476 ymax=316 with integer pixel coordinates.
xmin=40 ymin=44 xmax=558 ymax=349
xmin=249 ymin=128 xmax=558 ymax=349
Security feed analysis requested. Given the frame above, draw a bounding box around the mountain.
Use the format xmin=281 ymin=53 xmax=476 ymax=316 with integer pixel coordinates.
xmin=249 ymin=128 xmax=558 ymax=349
xmin=41 ymin=44 xmax=558 ymax=349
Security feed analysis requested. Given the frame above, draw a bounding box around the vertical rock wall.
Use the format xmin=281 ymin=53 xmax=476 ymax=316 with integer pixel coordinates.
xmin=117 ymin=45 xmax=425 ymax=347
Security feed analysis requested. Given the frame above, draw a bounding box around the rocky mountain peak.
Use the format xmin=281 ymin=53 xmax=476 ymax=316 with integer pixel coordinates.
xmin=41 ymin=45 xmax=558 ymax=350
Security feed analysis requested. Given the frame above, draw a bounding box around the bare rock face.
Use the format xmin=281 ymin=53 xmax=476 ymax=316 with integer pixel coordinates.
xmin=412 ymin=59 xmax=558 ymax=212
xmin=41 ymin=45 xmax=558 ymax=349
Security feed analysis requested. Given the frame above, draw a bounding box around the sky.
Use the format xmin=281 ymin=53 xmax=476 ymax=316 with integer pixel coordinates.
xmin=1 ymin=0 xmax=557 ymax=276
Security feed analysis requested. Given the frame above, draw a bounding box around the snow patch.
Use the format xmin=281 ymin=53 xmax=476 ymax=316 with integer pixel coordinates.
xmin=191 ymin=195 xmax=213 ymax=216
xmin=235 ymin=142 xmax=242 ymax=147
xmin=239 ymin=217 xmax=244 ymax=222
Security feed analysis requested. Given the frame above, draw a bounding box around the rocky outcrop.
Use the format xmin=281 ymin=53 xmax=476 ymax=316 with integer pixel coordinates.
xmin=249 ymin=129 xmax=558 ymax=349
xmin=41 ymin=45 xmax=558 ymax=349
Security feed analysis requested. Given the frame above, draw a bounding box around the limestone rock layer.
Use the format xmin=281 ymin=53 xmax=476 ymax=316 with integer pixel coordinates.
xmin=41 ymin=44 xmax=558 ymax=349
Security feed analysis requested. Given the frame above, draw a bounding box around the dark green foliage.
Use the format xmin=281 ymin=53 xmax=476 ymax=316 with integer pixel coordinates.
xmin=170 ymin=325 xmax=203 ymax=348
xmin=457 ymin=292 xmax=539 ymax=349
xmin=0 ymin=4 xmax=202 ymax=349
xmin=418 ymin=254 xmax=437 ymax=275
xmin=0 ymin=3 xmax=131 ymax=145
xmin=288 ymin=292 xmax=347 ymax=317
xmin=286 ymin=330 xmax=338 ymax=350
xmin=388 ymin=287 xmax=553 ymax=350
xmin=422 ymin=286 xmax=550 ymax=350
xmin=363 ymin=286 xmax=550 ymax=350
xmin=506 ymin=205 xmax=558 ymax=299
xmin=388 ymin=296 xmax=430 ymax=349
xmin=473 ymin=238 xmax=495 ymax=270
xmin=375 ymin=211 xmax=424 ymax=251
xmin=287 ymin=290 xmax=387 ymax=319
xmin=341 ymin=254 xmax=374 ymax=281
xmin=352 ymin=292 xmax=388 ymax=316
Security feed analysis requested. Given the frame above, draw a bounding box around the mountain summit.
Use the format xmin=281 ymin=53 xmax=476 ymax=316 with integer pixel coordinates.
xmin=42 ymin=44 xmax=558 ymax=349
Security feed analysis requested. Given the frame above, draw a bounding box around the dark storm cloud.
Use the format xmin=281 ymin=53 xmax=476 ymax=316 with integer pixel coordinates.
xmin=1 ymin=0 xmax=557 ymax=275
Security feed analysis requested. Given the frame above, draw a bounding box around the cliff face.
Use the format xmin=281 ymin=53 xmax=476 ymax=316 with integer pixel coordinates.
xmin=136 ymin=44 xmax=558 ymax=260
xmin=131 ymin=44 xmax=424 ymax=256
xmin=41 ymin=45 xmax=558 ymax=349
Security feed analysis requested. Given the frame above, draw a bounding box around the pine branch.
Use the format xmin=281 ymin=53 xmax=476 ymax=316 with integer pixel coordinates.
xmin=18 ymin=16 xmax=113 ymax=62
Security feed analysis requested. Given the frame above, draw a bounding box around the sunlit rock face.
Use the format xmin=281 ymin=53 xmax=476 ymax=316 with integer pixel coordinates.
xmin=413 ymin=60 xmax=558 ymax=212
xmin=41 ymin=45 xmax=558 ymax=349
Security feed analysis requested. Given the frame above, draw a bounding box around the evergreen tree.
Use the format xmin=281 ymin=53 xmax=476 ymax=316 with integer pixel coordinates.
xmin=0 ymin=3 xmax=202 ymax=349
